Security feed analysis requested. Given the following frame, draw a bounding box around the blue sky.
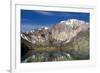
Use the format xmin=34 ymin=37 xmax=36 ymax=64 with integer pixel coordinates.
xmin=21 ymin=9 xmax=90 ymax=32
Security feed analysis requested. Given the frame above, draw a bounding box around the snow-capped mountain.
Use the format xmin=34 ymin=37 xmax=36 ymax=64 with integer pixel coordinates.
xmin=50 ymin=19 xmax=89 ymax=44
xmin=21 ymin=26 xmax=49 ymax=44
xmin=21 ymin=19 xmax=89 ymax=45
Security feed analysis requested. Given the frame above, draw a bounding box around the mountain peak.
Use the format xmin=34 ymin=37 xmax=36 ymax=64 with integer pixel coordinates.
xmin=59 ymin=19 xmax=87 ymax=25
xmin=21 ymin=19 xmax=89 ymax=45
xmin=50 ymin=19 xmax=89 ymax=44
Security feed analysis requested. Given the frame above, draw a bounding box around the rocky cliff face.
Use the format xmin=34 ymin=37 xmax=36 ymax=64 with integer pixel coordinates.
xmin=50 ymin=19 xmax=89 ymax=44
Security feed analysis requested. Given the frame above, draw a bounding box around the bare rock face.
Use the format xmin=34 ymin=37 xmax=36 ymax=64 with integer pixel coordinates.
xmin=50 ymin=19 xmax=89 ymax=44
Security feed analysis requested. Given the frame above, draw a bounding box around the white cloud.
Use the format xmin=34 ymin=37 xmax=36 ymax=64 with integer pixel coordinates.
xmin=36 ymin=11 xmax=54 ymax=16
